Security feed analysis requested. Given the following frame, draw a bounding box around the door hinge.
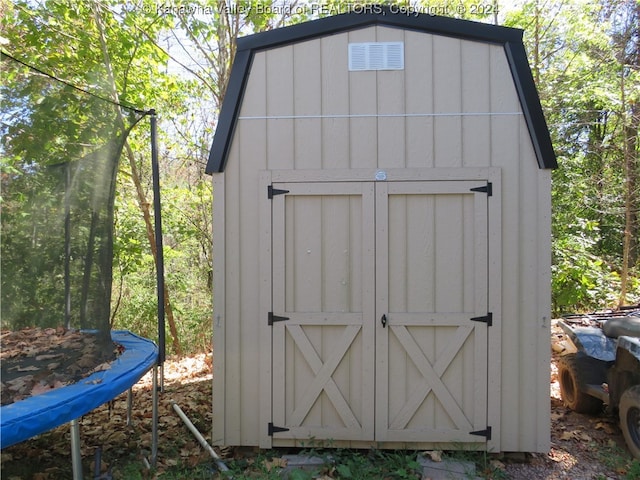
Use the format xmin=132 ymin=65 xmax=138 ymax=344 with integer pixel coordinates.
xmin=268 ymin=312 xmax=289 ymax=326
xmin=470 ymin=312 xmax=493 ymax=327
xmin=268 ymin=423 xmax=290 ymax=436
xmin=470 ymin=182 xmax=492 ymax=196
xmin=268 ymin=185 xmax=290 ymax=199
xmin=470 ymin=426 xmax=492 ymax=440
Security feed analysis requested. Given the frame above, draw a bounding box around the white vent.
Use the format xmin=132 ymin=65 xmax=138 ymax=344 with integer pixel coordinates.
xmin=348 ymin=42 xmax=404 ymax=71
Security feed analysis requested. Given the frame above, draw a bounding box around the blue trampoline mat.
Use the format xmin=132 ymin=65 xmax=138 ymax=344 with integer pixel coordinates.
xmin=1 ymin=330 xmax=158 ymax=448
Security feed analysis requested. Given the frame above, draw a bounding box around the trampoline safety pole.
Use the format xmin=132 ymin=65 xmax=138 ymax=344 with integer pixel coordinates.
xmin=151 ymin=364 xmax=159 ymax=468
xmin=70 ymin=419 xmax=83 ymax=480
xmin=149 ymin=109 xmax=166 ymax=388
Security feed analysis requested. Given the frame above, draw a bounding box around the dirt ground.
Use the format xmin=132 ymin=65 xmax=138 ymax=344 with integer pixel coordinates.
xmin=1 ymin=334 xmax=638 ymax=479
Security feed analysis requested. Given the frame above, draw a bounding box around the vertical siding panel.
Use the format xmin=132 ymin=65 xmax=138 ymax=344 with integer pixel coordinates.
xmin=239 ymin=122 xmax=266 ymax=443
xmin=223 ymin=135 xmax=242 ymax=445
xmin=266 ymin=46 xmax=294 ymax=117
xmin=461 ymin=42 xmax=491 ymax=167
xmin=404 ymin=31 xmax=434 ymax=168
xmin=259 ymin=171 xmax=273 ymax=448
xmin=487 ymin=172 xmax=503 ymax=452
xmin=294 ymin=40 xmax=322 ymax=169
xmin=433 ymin=36 xmax=462 ymax=167
xmin=536 ymin=168 xmax=552 ymax=452
xmin=212 ymin=170 xmax=226 ymax=445
xmin=518 ymin=126 xmax=551 ymax=452
xmin=518 ymin=123 xmax=537 ymax=451
xmin=235 ymin=53 xmax=268 ymax=445
xmin=240 ymin=53 xmax=267 ymax=117
xmin=521 ymin=127 xmax=540 ymax=451
xmin=349 ymin=28 xmax=378 ymax=169
xmin=266 ymin=46 xmax=294 ymax=170
xmin=321 ymin=33 xmax=350 ymax=169
xmin=489 ymin=44 xmax=522 ymax=451
xmin=377 ymin=27 xmax=405 ymax=169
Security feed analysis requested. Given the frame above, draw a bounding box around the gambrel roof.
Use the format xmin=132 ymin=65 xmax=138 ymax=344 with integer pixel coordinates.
xmin=206 ymin=8 xmax=557 ymax=173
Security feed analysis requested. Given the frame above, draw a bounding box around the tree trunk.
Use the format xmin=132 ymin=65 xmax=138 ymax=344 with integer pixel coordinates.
xmin=618 ymin=0 xmax=640 ymax=307
xmin=92 ymin=2 xmax=182 ymax=354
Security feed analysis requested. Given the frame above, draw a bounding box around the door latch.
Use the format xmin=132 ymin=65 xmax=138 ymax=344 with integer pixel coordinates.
xmin=381 ymin=314 xmax=387 ymax=328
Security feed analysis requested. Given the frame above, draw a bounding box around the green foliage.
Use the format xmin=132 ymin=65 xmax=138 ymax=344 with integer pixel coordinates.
xmin=112 ymin=181 xmax=213 ymax=354
xmin=505 ymin=0 xmax=640 ymax=314
xmin=594 ymin=440 xmax=640 ymax=479
xmin=221 ymin=449 xmax=423 ymax=479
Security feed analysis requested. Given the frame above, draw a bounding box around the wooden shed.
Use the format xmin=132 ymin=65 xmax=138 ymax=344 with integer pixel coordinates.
xmin=205 ymin=8 xmax=557 ymax=454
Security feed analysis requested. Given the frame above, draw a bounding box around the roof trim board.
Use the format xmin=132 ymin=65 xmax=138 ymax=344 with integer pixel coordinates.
xmin=206 ymin=8 xmax=557 ymax=173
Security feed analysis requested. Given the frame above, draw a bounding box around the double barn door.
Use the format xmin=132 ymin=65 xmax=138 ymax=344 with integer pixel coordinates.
xmin=267 ymin=176 xmax=493 ymax=446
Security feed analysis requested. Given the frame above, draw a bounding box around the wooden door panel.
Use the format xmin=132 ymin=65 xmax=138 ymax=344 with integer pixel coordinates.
xmin=271 ymin=183 xmax=375 ymax=442
xmin=376 ymin=181 xmax=489 ymax=443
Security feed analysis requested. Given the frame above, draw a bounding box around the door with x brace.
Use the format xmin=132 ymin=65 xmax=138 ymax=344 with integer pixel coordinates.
xmin=271 ymin=182 xmax=376 ymax=442
xmin=375 ymin=181 xmax=489 ymax=443
xmin=270 ymin=180 xmax=489 ymax=444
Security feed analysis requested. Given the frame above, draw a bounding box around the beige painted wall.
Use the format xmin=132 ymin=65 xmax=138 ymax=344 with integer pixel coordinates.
xmin=212 ymin=25 xmax=551 ymax=453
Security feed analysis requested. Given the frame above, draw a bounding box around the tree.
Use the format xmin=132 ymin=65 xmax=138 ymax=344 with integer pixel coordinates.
xmin=505 ymin=0 xmax=640 ymax=313
xmin=1 ymin=0 xmax=187 ymax=351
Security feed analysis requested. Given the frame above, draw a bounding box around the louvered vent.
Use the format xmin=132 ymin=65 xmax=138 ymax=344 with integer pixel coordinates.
xmin=348 ymin=42 xmax=404 ymax=71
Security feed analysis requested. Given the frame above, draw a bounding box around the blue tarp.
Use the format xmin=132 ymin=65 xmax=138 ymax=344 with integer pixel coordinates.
xmin=1 ymin=330 xmax=158 ymax=448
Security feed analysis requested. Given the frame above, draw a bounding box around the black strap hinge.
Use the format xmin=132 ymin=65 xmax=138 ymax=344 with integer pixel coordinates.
xmin=268 ymin=185 xmax=290 ymax=199
xmin=268 ymin=312 xmax=289 ymax=326
xmin=470 ymin=312 xmax=493 ymax=326
xmin=470 ymin=426 xmax=492 ymax=440
xmin=268 ymin=423 xmax=290 ymax=436
xmin=470 ymin=182 xmax=492 ymax=196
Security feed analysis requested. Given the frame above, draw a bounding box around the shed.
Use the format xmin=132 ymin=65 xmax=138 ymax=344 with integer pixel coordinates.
xmin=205 ymin=8 xmax=557 ymax=454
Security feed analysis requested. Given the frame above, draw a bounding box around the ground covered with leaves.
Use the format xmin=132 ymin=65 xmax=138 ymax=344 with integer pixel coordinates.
xmin=1 ymin=335 xmax=639 ymax=479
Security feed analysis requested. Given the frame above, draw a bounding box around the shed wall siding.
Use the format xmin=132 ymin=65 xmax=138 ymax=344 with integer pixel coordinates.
xmin=214 ymin=25 xmax=551 ymax=452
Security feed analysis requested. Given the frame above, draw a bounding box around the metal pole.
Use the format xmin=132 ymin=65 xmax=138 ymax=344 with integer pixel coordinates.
xmin=149 ymin=110 xmax=166 ymax=381
xmin=70 ymin=419 xmax=83 ymax=480
xmin=151 ymin=364 xmax=159 ymax=467
xmin=64 ymin=162 xmax=71 ymax=330
xmin=171 ymin=402 xmax=231 ymax=475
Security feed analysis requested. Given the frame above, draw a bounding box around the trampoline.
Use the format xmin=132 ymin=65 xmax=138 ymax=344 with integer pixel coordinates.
xmin=1 ymin=330 xmax=157 ymax=449
xmin=1 ymin=51 xmax=167 ymax=478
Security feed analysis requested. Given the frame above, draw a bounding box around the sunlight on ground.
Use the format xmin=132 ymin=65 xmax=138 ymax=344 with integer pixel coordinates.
xmin=134 ymin=353 xmax=212 ymax=390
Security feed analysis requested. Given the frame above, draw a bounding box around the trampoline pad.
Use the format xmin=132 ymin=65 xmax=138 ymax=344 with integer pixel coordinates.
xmin=1 ymin=330 xmax=157 ymax=448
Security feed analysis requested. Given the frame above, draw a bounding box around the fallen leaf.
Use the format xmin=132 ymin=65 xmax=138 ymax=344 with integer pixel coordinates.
xmin=424 ymin=450 xmax=442 ymax=462
xmin=559 ymin=431 xmax=575 ymax=441
xmin=578 ymin=432 xmax=593 ymax=442
xmin=77 ymin=356 xmax=98 ymax=368
xmin=87 ymin=362 xmax=111 ymax=375
xmin=16 ymin=365 xmax=39 ymax=372
xmin=35 ymin=354 xmax=64 ymax=361
xmin=264 ymin=457 xmax=288 ymax=472
xmin=30 ymin=382 xmax=53 ymax=397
